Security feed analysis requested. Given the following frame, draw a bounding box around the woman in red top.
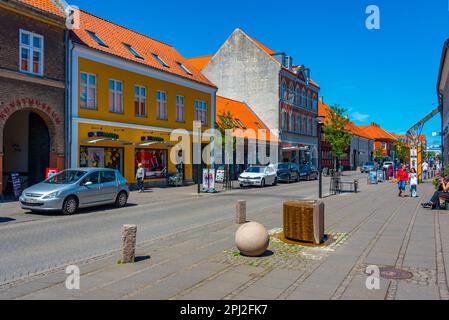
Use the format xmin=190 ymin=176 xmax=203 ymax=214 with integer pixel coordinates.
xmin=396 ymin=165 xmax=409 ymax=197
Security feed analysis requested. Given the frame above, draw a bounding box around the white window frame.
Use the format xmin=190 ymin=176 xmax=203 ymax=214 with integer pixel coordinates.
xmin=19 ymin=29 xmax=44 ymax=76
xmin=281 ymin=110 xmax=287 ymax=131
xmin=176 ymin=95 xmax=185 ymax=122
xmin=289 ymin=112 xmax=294 ymax=132
xmin=109 ymin=79 xmax=123 ymax=114
xmin=281 ymin=81 xmax=287 ymax=101
xmin=157 ymin=91 xmax=168 ymax=120
xmin=289 ymin=84 xmax=294 ymax=104
xmin=80 ymin=72 xmax=97 ymax=110
xmin=134 ymin=85 xmax=147 ymax=117
xmin=195 ymin=100 xmax=208 ymax=126
xmin=295 ymin=114 xmax=301 ymax=133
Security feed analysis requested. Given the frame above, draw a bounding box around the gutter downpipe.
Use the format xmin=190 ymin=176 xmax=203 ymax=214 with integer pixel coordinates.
xmin=64 ymin=29 xmax=69 ymax=169
xmin=66 ymin=39 xmax=74 ymax=169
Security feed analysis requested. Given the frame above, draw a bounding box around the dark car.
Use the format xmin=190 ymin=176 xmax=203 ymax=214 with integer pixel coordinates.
xmin=299 ymin=164 xmax=319 ymax=181
xmin=272 ymin=163 xmax=300 ymax=183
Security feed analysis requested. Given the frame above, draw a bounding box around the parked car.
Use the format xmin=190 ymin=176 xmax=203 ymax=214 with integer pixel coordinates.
xmin=238 ymin=166 xmax=277 ymax=188
xmin=19 ymin=168 xmax=130 ymax=215
xmin=361 ymin=162 xmax=376 ymax=173
xmin=298 ymin=164 xmax=319 ymax=181
xmin=271 ymin=163 xmax=300 ymax=183
xmin=383 ymin=161 xmax=394 ymax=170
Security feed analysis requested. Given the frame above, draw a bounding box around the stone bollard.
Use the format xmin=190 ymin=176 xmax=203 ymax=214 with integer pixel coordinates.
xmin=236 ymin=200 xmax=246 ymax=224
xmin=121 ymin=224 xmax=137 ymax=264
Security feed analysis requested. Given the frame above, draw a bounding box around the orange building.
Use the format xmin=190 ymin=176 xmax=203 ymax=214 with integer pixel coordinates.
xmin=215 ymin=96 xmax=277 ymax=176
xmin=359 ymin=123 xmax=398 ymax=160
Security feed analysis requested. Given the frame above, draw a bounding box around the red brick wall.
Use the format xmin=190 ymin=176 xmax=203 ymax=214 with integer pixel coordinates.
xmin=0 ymin=8 xmax=65 ymax=81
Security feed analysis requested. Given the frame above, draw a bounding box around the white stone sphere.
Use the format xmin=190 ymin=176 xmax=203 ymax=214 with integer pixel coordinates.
xmin=235 ymin=222 xmax=269 ymax=257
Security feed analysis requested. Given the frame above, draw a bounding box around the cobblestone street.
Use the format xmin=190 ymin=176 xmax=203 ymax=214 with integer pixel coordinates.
xmin=1 ymin=173 xmax=448 ymax=300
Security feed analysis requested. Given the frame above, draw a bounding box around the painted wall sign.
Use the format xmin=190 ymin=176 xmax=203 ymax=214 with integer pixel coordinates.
xmin=0 ymin=99 xmax=62 ymax=125
xmin=141 ymin=136 xmax=165 ymax=142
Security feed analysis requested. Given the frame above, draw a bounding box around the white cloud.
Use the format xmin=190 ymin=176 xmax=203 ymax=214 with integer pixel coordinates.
xmin=351 ymin=112 xmax=370 ymax=122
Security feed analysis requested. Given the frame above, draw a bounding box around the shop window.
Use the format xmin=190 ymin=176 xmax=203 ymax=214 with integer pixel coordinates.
xmin=176 ymin=95 xmax=185 ymax=122
xmin=80 ymin=72 xmax=97 ymax=109
xmin=19 ymin=29 xmax=43 ymax=75
xmin=157 ymin=91 xmax=167 ymax=120
xmin=109 ymin=79 xmax=123 ymax=113
xmin=80 ymin=146 xmax=124 ymax=173
xmin=135 ymin=149 xmax=167 ymax=179
xmin=195 ymin=100 xmax=208 ymax=126
xmin=135 ymin=85 xmax=147 ymax=117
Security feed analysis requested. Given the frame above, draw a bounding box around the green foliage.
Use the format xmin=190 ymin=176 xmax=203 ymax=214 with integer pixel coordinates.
xmin=323 ymin=105 xmax=352 ymax=164
xmin=395 ymin=141 xmax=408 ymax=163
xmin=433 ymin=178 xmax=441 ymax=191
xmin=374 ymin=148 xmax=384 ymax=161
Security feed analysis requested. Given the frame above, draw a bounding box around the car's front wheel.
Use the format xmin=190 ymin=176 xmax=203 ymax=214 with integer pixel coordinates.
xmin=272 ymin=178 xmax=278 ymax=186
xmin=260 ymin=179 xmax=266 ymax=188
xmin=115 ymin=191 xmax=128 ymax=208
xmin=62 ymin=196 xmax=78 ymax=215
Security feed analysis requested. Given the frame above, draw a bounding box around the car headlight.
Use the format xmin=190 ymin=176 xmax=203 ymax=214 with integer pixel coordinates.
xmin=43 ymin=191 xmax=62 ymax=199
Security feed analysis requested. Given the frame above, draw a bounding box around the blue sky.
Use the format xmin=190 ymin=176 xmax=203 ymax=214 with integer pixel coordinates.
xmin=70 ymin=0 xmax=449 ymax=145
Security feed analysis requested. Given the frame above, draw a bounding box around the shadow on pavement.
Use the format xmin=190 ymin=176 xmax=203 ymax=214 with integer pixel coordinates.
xmin=24 ymin=203 xmax=138 ymax=217
xmin=0 ymin=217 xmax=16 ymax=223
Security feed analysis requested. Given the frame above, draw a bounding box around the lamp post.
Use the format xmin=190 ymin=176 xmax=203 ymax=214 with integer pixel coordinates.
xmin=316 ymin=116 xmax=325 ymax=199
xmin=194 ymin=121 xmax=202 ymax=194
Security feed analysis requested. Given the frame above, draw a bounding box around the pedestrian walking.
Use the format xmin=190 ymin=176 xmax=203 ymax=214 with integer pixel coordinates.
xmin=135 ymin=163 xmax=145 ymax=193
xmin=422 ymin=161 xmax=429 ymax=180
xmin=409 ymin=168 xmax=418 ymax=198
xmin=396 ymin=164 xmax=409 ymax=197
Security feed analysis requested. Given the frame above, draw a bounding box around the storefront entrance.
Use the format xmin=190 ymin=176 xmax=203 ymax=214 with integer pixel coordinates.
xmin=2 ymin=110 xmax=50 ymax=194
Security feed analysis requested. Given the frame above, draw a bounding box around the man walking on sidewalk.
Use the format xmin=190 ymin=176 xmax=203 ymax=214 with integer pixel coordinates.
xmin=422 ymin=161 xmax=429 ymax=181
xmin=396 ymin=165 xmax=409 ymax=197
xmin=136 ymin=163 xmax=145 ymax=193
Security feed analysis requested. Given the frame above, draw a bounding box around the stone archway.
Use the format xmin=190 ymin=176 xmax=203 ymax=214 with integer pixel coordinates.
xmin=0 ymin=98 xmax=64 ymax=195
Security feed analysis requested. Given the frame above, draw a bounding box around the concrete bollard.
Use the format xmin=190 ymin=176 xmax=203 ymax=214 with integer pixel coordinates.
xmin=121 ymin=224 xmax=137 ymax=264
xmin=236 ymin=200 xmax=247 ymax=224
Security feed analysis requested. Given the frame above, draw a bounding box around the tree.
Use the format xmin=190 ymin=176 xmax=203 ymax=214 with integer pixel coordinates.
xmin=395 ymin=141 xmax=408 ymax=163
xmin=374 ymin=148 xmax=384 ymax=163
xmin=323 ymin=105 xmax=353 ymax=174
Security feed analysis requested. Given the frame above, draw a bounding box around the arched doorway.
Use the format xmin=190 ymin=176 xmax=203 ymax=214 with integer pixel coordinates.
xmin=2 ymin=110 xmax=50 ymax=194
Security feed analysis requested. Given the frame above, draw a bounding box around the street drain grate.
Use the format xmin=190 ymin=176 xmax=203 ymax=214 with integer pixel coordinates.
xmin=379 ymin=267 xmax=413 ymax=280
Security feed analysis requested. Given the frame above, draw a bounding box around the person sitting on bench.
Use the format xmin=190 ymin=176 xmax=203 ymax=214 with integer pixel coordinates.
xmin=422 ymin=176 xmax=449 ymax=209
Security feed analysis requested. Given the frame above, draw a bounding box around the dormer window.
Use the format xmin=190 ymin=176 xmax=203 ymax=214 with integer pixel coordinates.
xmin=177 ymin=62 xmax=193 ymax=75
xmin=152 ymin=53 xmax=169 ymax=68
xmin=123 ymin=43 xmax=143 ymax=59
xmin=86 ymin=30 xmax=108 ymax=47
xmin=20 ymin=29 xmax=44 ymax=76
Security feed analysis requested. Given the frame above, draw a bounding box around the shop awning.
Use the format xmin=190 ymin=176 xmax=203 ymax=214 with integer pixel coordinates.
xmin=282 ymin=144 xmax=310 ymax=151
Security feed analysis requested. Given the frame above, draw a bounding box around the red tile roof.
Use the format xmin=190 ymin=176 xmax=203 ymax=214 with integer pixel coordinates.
xmin=187 ymin=55 xmax=214 ymax=71
xmin=359 ymin=123 xmax=397 ymax=141
xmin=246 ymin=34 xmax=277 ymax=55
xmin=70 ymin=10 xmax=216 ymax=88
xmin=14 ymin=0 xmax=65 ymax=17
xmin=216 ymin=96 xmax=277 ymax=142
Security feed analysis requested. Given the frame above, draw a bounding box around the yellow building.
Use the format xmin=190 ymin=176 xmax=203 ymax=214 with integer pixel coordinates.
xmin=69 ymin=10 xmax=216 ymax=186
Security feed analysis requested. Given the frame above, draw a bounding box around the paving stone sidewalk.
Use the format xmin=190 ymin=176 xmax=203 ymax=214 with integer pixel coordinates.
xmin=1 ymin=178 xmax=449 ymax=300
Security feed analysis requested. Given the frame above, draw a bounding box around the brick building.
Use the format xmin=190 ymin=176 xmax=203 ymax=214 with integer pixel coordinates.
xmin=0 ymin=0 xmax=66 ymax=196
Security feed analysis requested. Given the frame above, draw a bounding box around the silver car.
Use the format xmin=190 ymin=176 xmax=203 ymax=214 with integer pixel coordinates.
xmin=19 ymin=168 xmax=130 ymax=215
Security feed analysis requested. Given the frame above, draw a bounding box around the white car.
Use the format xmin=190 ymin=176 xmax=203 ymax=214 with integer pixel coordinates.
xmin=383 ymin=161 xmax=394 ymax=169
xmin=238 ymin=166 xmax=278 ymax=188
